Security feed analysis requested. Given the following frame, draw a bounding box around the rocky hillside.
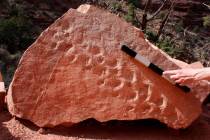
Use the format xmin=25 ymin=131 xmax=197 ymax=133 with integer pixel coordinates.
xmin=0 ymin=0 xmax=210 ymax=86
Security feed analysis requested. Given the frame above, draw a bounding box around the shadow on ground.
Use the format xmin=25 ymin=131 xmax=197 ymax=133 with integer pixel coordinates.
xmin=1 ymin=107 xmax=210 ymax=140
xmin=0 ymin=110 xmax=20 ymax=140
xmin=20 ymin=112 xmax=210 ymax=140
xmin=47 ymin=118 xmax=210 ymax=140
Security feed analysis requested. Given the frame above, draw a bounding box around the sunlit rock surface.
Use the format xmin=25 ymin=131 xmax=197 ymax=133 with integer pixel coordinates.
xmin=7 ymin=4 xmax=204 ymax=129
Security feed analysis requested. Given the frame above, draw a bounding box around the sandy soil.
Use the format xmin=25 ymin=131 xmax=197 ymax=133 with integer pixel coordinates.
xmin=0 ymin=104 xmax=210 ymax=140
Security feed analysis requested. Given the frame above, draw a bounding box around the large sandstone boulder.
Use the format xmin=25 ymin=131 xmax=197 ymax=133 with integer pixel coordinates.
xmin=7 ymin=4 xmax=207 ymax=129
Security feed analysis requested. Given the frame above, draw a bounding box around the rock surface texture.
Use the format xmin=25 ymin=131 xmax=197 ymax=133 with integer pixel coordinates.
xmin=7 ymin=4 xmax=207 ymax=129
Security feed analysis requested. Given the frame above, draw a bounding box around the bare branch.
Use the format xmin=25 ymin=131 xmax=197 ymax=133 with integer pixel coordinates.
xmin=157 ymin=0 xmax=175 ymax=39
xmin=184 ymin=28 xmax=198 ymax=37
xmin=141 ymin=0 xmax=151 ymax=31
xmin=147 ymin=0 xmax=168 ymax=21
xmin=203 ymin=3 xmax=210 ymax=9
xmin=143 ymin=0 xmax=151 ymax=13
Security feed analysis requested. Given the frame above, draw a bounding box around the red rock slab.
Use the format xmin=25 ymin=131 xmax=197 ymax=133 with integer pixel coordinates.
xmin=7 ymin=4 xmax=202 ymax=129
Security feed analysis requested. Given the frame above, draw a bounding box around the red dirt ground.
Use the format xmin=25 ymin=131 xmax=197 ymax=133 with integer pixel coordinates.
xmin=0 ymin=104 xmax=210 ymax=140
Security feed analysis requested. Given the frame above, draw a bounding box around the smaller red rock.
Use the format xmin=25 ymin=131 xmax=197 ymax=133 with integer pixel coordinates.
xmin=0 ymin=72 xmax=6 ymax=112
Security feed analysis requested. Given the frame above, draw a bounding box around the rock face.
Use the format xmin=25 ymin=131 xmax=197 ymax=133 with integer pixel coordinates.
xmin=7 ymin=4 xmax=205 ymax=129
xmin=0 ymin=72 xmax=6 ymax=111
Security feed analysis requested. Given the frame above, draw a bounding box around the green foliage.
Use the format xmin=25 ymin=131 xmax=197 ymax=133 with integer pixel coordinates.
xmin=158 ymin=10 xmax=167 ymax=19
xmin=192 ymin=26 xmax=200 ymax=33
xmin=156 ymin=38 xmax=183 ymax=57
xmin=124 ymin=3 xmax=138 ymax=26
xmin=110 ymin=2 xmax=122 ymax=12
xmin=203 ymin=15 xmax=210 ymax=28
xmin=145 ymin=28 xmax=185 ymax=58
xmin=0 ymin=7 xmax=34 ymax=54
xmin=128 ymin=0 xmax=140 ymax=7
xmin=174 ymin=21 xmax=183 ymax=33
xmin=8 ymin=5 xmax=25 ymax=17
xmin=145 ymin=30 xmax=158 ymax=42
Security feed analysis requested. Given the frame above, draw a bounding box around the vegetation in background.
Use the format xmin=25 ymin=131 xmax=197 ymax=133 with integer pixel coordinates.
xmin=0 ymin=5 xmax=35 ymax=53
xmin=174 ymin=21 xmax=184 ymax=33
xmin=158 ymin=10 xmax=167 ymax=20
xmin=110 ymin=1 xmax=122 ymax=12
xmin=156 ymin=38 xmax=183 ymax=57
xmin=145 ymin=30 xmax=158 ymax=43
xmin=0 ymin=4 xmax=37 ymax=86
xmin=124 ymin=3 xmax=139 ymax=26
xmin=0 ymin=17 xmax=33 ymax=52
xmin=203 ymin=15 xmax=210 ymax=28
xmin=128 ymin=0 xmax=140 ymax=7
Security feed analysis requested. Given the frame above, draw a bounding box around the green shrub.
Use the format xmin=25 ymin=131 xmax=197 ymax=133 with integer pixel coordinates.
xmin=145 ymin=30 xmax=158 ymax=42
xmin=203 ymin=15 xmax=210 ymax=28
xmin=110 ymin=2 xmax=122 ymax=12
xmin=124 ymin=4 xmax=138 ymax=25
xmin=192 ymin=26 xmax=200 ymax=33
xmin=128 ymin=0 xmax=140 ymax=7
xmin=0 ymin=9 xmax=34 ymax=53
xmin=158 ymin=10 xmax=167 ymax=19
xmin=174 ymin=21 xmax=183 ymax=33
xmin=156 ymin=38 xmax=183 ymax=57
xmin=8 ymin=4 xmax=25 ymax=17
